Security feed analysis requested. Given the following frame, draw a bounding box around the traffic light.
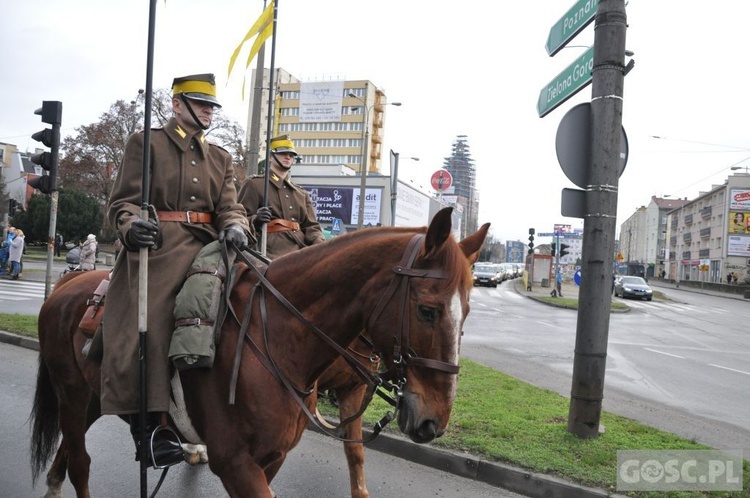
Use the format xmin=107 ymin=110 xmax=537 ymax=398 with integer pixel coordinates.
xmin=559 ymin=243 xmax=570 ymax=258
xmin=528 ymin=228 xmax=535 ymax=255
xmin=28 ymin=101 xmax=63 ymax=194
xmin=550 ymin=242 xmax=556 ymax=258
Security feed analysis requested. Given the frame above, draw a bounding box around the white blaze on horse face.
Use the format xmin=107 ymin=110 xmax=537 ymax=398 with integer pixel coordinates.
xmin=447 ymin=290 xmax=462 ymax=365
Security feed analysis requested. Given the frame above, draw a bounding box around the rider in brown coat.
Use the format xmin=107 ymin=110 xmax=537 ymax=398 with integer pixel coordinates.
xmin=238 ymin=135 xmax=325 ymax=259
xmin=101 ymin=73 xmax=253 ymax=464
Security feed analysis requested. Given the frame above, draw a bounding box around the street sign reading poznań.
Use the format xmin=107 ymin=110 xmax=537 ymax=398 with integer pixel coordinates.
xmin=537 ymin=45 xmax=594 ymax=118
xmin=545 ymin=0 xmax=599 ymax=56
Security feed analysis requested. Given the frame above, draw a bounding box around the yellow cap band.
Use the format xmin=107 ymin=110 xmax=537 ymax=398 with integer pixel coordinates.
xmin=271 ymin=137 xmax=294 ymax=150
xmin=173 ymin=80 xmax=217 ymax=98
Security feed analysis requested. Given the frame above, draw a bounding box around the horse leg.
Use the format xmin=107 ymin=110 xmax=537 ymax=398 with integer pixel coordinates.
xmin=209 ymin=454 xmax=276 ymax=498
xmin=337 ymin=383 xmax=370 ymax=498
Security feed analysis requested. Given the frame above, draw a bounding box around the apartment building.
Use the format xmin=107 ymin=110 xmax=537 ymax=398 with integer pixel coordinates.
xmin=245 ymin=69 xmax=393 ymax=176
xmin=665 ymin=173 xmax=750 ymax=283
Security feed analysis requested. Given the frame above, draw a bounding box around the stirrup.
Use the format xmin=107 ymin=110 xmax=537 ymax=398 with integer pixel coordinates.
xmin=149 ymin=426 xmax=184 ymax=469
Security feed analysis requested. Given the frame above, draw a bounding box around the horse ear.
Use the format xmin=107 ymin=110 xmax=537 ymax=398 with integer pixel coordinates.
xmin=424 ymin=207 xmax=453 ymax=253
xmin=459 ymin=222 xmax=490 ymax=264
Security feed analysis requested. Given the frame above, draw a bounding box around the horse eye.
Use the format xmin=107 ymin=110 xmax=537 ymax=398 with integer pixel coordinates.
xmin=417 ymin=305 xmax=438 ymax=323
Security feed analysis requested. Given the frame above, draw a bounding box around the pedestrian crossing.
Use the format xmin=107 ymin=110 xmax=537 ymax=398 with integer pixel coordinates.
xmin=0 ymin=279 xmax=48 ymax=301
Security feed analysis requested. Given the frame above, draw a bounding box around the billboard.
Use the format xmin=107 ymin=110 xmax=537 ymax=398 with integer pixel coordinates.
xmin=506 ymin=241 xmax=526 ymax=263
xmin=728 ymin=235 xmax=750 ymax=257
xmin=304 ymin=186 xmax=382 ymax=226
xmin=729 ymin=189 xmax=750 ymax=211
xmin=299 ymin=81 xmax=344 ymax=122
xmin=729 ymin=211 xmax=750 ymax=234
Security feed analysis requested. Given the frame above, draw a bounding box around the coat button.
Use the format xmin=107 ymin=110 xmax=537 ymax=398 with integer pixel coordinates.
xmin=191 ymin=160 xmax=197 ymax=166
xmin=190 ymin=195 xmax=196 ymax=201
xmin=192 ymin=177 xmax=198 ymax=183
xmin=190 ymin=144 xmax=194 ymax=150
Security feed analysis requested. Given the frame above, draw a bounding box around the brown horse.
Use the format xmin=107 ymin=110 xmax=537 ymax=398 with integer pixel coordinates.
xmin=30 ymin=208 xmax=489 ymax=498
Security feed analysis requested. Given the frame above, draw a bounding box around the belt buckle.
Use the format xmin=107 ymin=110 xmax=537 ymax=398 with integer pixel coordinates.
xmin=185 ymin=211 xmax=194 ymax=224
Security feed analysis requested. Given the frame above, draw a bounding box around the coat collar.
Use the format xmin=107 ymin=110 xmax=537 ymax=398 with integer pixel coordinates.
xmin=163 ymin=117 xmax=209 ymax=157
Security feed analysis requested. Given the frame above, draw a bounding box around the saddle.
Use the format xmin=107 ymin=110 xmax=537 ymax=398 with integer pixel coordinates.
xmin=79 ymin=277 xmax=109 ymax=338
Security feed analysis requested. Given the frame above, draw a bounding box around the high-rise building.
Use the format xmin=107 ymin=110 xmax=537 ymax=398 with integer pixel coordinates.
xmin=442 ymin=136 xmax=478 ymax=238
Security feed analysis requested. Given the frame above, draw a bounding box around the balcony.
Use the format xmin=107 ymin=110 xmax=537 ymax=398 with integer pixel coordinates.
xmin=682 ymin=251 xmax=691 ymax=259
xmin=699 ymin=248 xmax=710 ymax=258
xmin=669 ymin=236 xmax=677 ymax=247
xmin=684 ymin=214 xmax=693 ymax=225
xmin=669 ymin=251 xmax=676 ymax=260
xmin=682 ymin=232 xmax=692 ymax=242
xmin=700 ymin=228 xmax=711 ymax=238
xmin=701 ymin=206 xmax=712 ymax=218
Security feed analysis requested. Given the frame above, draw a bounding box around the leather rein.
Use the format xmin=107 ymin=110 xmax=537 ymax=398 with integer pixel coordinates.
xmin=221 ymin=234 xmax=457 ymax=443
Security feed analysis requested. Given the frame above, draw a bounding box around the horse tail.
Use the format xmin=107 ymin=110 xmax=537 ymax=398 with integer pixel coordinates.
xmin=29 ymin=355 xmax=60 ymax=485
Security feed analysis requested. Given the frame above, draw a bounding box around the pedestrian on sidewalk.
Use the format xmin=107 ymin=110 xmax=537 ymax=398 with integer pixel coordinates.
xmin=556 ymin=268 xmax=563 ymax=297
xmin=9 ymin=229 xmax=25 ymax=280
xmin=80 ymin=234 xmax=97 ymax=271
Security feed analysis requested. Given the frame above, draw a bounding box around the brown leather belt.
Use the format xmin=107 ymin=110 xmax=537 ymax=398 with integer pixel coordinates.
xmin=266 ymin=218 xmax=300 ymax=233
xmin=157 ymin=211 xmax=213 ymax=224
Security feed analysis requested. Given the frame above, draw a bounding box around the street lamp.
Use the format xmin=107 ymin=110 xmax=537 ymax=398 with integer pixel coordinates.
xmin=390 ymin=153 xmax=419 ymax=226
xmin=348 ymin=93 xmax=401 ymax=229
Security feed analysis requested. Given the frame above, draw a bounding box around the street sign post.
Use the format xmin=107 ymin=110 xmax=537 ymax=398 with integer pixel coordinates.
xmin=537 ymin=45 xmax=594 ymax=118
xmin=545 ymin=0 xmax=599 ymax=56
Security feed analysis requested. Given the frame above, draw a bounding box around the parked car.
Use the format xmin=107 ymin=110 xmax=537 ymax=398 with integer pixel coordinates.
xmin=614 ymin=276 xmax=653 ymax=301
xmin=473 ymin=263 xmax=501 ymax=287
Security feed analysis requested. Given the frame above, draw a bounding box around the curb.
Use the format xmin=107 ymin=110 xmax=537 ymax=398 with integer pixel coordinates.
xmin=1 ymin=330 xmax=624 ymax=498
xmin=309 ymin=423 xmax=625 ymax=498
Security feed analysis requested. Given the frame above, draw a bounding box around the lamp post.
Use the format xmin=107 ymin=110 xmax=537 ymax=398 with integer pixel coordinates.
xmin=390 ymin=152 xmax=419 ymax=226
xmin=348 ymin=93 xmax=401 ymax=229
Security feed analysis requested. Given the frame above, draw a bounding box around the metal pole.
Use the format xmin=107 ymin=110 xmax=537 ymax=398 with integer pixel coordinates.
xmin=138 ymin=0 xmax=158 ymax=492
xmin=390 ymin=151 xmax=399 ymax=226
xmin=260 ymin=0 xmax=279 ymax=256
xmin=567 ymin=0 xmax=627 ymax=438
xmin=353 ymin=90 xmax=369 ymax=230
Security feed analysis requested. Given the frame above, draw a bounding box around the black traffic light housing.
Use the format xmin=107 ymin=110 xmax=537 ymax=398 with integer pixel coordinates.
xmin=28 ymin=101 xmax=63 ymax=195
xmin=559 ymin=243 xmax=570 ymax=258
xmin=527 ymin=228 xmax=535 ymax=255
xmin=550 ymin=242 xmax=556 ymax=257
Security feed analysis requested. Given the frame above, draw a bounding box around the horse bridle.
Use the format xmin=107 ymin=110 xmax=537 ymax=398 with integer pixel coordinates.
xmin=223 ymin=233 xmax=460 ymax=442
xmin=366 ymin=234 xmax=460 ymax=385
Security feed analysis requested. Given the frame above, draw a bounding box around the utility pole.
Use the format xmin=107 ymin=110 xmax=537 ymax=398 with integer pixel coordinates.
xmin=247 ymin=41 xmax=266 ymax=176
xmin=567 ymin=0 xmax=628 ymax=438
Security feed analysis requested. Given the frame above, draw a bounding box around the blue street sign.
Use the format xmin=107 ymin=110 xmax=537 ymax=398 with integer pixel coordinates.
xmin=574 ymin=269 xmax=582 ymax=286
xmin=331 ymin=218 xmax=342 ymax=234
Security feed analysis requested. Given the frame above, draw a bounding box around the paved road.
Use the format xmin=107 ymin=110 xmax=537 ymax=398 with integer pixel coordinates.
xmin=463 ymin=279 xmax=750 ymax=454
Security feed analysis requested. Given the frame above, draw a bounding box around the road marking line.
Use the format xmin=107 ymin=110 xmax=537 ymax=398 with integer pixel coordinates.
xmin=709 ymin=364 xmax=750 ymax=376
xmin=643 ymin=348 xmax=684 ymax=359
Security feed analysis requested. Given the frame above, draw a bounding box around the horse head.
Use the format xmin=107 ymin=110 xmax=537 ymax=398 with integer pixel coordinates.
xmin=364 ymin=208 xmax=489 ymax=443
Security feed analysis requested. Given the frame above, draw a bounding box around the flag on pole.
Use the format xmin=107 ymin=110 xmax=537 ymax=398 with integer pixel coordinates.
xmin=228 ymin=2 xmax=274 ymax=79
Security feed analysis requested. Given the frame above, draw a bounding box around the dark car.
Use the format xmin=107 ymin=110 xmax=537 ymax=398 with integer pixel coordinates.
xmin=473 ymin=263 xmax=500 ymax=288
xmin=614 ymin=276 xmax=653 ymax=301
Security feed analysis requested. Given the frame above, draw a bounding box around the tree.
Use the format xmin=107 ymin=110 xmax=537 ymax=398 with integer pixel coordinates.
xmin=15 ymin=189 xmax=102 ymax=244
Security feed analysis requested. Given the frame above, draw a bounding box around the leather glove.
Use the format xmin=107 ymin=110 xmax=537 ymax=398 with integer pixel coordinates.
xmin=126 ymin=219 xmax=160 ymax=250
xmin=254 ymin=206 xmax=275 ymax=228
xmin=219 ymin=223 xmax=248 ymax=249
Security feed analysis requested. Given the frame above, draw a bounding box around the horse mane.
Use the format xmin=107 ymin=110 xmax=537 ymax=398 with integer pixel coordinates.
xmin=270 ymin=225 xmax=472 ymax=293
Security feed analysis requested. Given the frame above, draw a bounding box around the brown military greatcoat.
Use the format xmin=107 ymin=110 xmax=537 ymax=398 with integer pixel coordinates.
xmin=238 ymin=172 xmax=325 ymax=260
xmin=101 ymin=117 xmax=250 ymax=414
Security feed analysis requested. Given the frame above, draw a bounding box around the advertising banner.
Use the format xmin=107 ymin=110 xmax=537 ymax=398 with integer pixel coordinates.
xmin=299 ymin=81 xmax=344 ymax=122
xmin=729 ymin=189 xmax=750 ymax=211
xmin=506 ymin=241 xmax=526 ymax=263
xmin=728 ymin=211 xmax=750 ymax=234
xmin=727 ymin=235 xmax=750 ymax=257
xmin=304 ymin=186 xmax=382 ymax=226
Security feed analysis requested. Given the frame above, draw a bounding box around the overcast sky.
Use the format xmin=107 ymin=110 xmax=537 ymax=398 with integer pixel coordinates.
xmin=3 ymin=0 xmax=749 ymax=243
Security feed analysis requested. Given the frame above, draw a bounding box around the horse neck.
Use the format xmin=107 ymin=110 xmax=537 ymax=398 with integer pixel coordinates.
xmin=264 ymin=232 xmax=408 ymax=386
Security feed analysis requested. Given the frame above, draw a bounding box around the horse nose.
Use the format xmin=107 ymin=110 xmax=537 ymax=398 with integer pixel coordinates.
xmin=415 ymin=419 xmax=437 ymax=443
